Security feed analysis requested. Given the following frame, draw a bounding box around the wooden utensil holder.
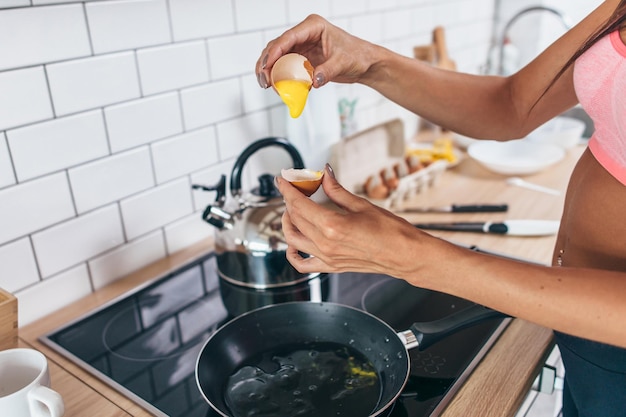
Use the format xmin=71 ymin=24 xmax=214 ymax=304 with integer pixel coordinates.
xmin=0 ymin=287 xmax=18 ymax=350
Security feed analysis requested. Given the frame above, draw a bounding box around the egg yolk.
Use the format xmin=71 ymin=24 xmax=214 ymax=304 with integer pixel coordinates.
xmin=274 ymin=79 xmax=311 ymax=118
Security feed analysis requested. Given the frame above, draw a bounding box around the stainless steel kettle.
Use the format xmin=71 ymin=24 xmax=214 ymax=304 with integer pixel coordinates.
xmin=193 ymin=137 xmax=321 ymax=290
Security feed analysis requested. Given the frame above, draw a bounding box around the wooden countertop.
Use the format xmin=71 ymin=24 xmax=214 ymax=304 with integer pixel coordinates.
xmin=19 ymin=144 xmax=584 ymax=417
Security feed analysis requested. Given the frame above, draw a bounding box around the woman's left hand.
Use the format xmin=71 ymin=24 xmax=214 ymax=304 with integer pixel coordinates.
xmin=275 ymin=165 xmax=432 ymax=278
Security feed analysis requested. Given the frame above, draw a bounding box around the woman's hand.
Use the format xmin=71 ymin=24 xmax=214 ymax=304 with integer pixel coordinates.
xmin=275 ymin=165 xmax=433 ymax=278
xmin=255 ymin=14 xmax=379 ymax=89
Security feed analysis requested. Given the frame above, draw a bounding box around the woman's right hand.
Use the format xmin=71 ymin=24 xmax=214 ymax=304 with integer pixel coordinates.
xmin=255 ymin=14 xmax=380 ymax=89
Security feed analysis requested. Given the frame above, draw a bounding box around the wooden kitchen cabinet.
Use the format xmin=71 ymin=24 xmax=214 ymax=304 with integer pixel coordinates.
xmin=19 ymin=145 xmax=583 ymax=417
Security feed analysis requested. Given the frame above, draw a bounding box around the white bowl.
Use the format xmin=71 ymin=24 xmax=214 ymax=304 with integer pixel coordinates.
xmin=526 ymin=116 xmax=585 ymax=149
xmin=467 ymin=139 xmax=565 ymax=175
xmin=451 ymin=133 xmax=480 ymax=149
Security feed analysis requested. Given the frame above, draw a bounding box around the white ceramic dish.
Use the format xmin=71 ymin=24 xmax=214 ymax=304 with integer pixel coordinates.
xmin=526 ymin=116 xmax=585 ymax=149
xmin=452 ymin=133 xmax=480 ymax=149
xmin=467 ymin=139 xmax=565 ymax=175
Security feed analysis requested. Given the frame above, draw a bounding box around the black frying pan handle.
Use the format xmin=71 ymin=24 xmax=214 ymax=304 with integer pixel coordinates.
xmin=410 ymin=304 xmax=509 ymax=351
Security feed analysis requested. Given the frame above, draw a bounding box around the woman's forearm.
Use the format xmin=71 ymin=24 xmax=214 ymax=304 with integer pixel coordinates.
xmin=412 ymin=239 xmax=626 ymax=349
xmin=361 ymin=50 xmax=523 ymax=139
xmin=359 ymin=40 xmax=583 ymax=141
xmin=357 ymin=1 xmax=615 ymax=140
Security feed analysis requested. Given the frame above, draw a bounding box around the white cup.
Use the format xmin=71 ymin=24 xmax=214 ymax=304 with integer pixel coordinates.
xmin=0 ymin=348 xmax=65 ymax=417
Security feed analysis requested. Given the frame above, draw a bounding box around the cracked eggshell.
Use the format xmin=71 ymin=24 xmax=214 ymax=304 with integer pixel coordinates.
xmin=270 ymin=53 xmax=314 ymax=86
xmin=281 ymin=168 xmax=324 ymax=196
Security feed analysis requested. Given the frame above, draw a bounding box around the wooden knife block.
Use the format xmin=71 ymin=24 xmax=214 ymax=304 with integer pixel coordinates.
xmin=0 ymin=287 xmax=18 ymax=350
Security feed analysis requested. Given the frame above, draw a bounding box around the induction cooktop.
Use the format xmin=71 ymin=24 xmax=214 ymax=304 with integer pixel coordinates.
xmin=41 ymin=249 xmax=509 ymax=417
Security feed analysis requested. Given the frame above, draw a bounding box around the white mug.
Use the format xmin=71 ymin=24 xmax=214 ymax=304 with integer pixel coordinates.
xmin=0 ymin=348 xmax=65 ymax=417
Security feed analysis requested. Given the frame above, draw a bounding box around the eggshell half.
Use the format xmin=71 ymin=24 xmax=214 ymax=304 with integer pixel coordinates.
xmin=271 ymin=53 xmax=314 ymax=85
xmin=281 ymin=168 xmax=324 ymax=196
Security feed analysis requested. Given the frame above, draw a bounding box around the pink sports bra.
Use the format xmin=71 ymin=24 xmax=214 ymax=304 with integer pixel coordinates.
xmin=574 ymin=29 xmax=626 ymax=185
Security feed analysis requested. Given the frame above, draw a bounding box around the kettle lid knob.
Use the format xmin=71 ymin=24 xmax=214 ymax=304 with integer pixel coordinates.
xmin=257 ymin=174 xmax=279 ymax=197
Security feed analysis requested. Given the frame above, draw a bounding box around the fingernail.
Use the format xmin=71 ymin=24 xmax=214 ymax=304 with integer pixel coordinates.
xmin=325 ymin=163 xmax=335 ymax=178
xmin=257 ymin=72 xmax=269 ymax=89
xmin=274 ymin=175 xmax=281 ymax=189
xmin=261 ymin=54 xmax=268 ymax=69
xmin=314 ymin=72 xmax=326 ymax=87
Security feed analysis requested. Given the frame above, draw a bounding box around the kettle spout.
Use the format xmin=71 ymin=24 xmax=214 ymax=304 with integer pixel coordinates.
xmin=201 ymin=205 xmax=234 ymax=230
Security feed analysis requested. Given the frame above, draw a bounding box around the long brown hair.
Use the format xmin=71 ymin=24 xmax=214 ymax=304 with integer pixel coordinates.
xmin=546 ymin=1 xmax=626 ymax=93
xmin=570 ymin=1 xmax=626 ymax=65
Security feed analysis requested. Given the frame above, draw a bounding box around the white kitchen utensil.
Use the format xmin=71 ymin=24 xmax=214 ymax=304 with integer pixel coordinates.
xmin=415 ymin=219 xmax=560 ymax=236
xmin=506 ymin=177 xmax=561 ymax=196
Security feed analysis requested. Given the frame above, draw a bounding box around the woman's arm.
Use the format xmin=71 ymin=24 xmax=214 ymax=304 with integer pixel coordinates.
xmin=257 ymin=1 xmax=618 ymax=139
xmin=263 ymin=0 xmax=626 ymax=349
xmin=276 ymin=169 xmax=626 ymax=349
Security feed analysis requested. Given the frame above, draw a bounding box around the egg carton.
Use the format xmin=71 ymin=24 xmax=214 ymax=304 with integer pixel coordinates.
xmin=331 ymin=118 xmax=449 ymax=209
xmin=373 ymin=160 xmax=448 ymax=209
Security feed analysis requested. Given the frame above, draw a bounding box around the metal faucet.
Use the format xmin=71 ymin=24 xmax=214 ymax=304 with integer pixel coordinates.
xmin=489 ymin=5 xmax=573 ymax=75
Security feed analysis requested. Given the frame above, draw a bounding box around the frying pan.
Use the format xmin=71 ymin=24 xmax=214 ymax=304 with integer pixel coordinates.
xmin=196 ymin=301 xmax=506 ymax=417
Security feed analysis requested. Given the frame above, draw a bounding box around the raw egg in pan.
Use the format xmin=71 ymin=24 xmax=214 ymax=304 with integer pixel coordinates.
xmin=271 ymin=53 xmax=314 ymax=118
xmin=281 ymin=168 xmax=323 ymax=196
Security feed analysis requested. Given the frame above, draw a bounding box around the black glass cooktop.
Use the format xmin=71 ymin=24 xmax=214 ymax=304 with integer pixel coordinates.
xmin=41 ymin=251 xmax=509 ymax=417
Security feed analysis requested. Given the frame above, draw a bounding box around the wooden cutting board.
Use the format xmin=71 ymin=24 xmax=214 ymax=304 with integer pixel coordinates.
xmin=433 ymin=26 xmax=457 ymax=71
xmin=414 ymin=26 xmax=457 ymax=140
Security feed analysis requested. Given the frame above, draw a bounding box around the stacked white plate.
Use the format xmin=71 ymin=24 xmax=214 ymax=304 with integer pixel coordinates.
xmin=467 ymin=139 xmax=565 ymax=175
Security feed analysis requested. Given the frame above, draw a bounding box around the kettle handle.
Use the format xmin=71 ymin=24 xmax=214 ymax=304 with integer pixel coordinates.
xmin=230 ymin=137 xmax=305 ymax=197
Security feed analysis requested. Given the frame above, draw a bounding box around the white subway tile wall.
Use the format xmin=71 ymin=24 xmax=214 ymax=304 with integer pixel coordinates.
xmin=8 ymin=111 xmax=109 ymax=182
xmin=0 ymin=173 xmax=75 ymax=244
xmin=0 ymin=238 xmax=39 ymax=293
xmin=0 ymin=67 xmax=53 ymax=130
xmin=136 ymin=41 xmax=210 ymax=95
xmin=234 ymin=0 xmax=287 ymax=32
xmin=0 ymin=0 xmax=495 ymax=326
xmin=0 ymin=133 xmax=16 ymax=188
xmin=85 ymin=0 xmax=172 ymax=54
xmin=163 ymin=213 xmax=213 ymax=255
xmin=181 ymin=78 xmax=244 ymax=129
xmin=169 ymin=0 xmax=235 ymax=40
xmin=16 ymin=264 xmax=93 ymax=327
xmin=151 ymin=128 xmax=219 ymax=184
xmin=119 ymin=177 xmax=193 ymax=240
xmin=105 ymin=93 xmax=184 ymax=152
xmin=47 ymin=52 xmax=142 ymax=116
xmin=88 ymin=230 xmax=167 ymax=290
xmin=0 ymin=5 xmax=90 ymax=71
xmin=31 ymin=204 xmax=125 ymax=278
xmin=68 ymin=147 xmax=155 ymax=213
xmin=207 ymin=32 xmax=265 ymax=80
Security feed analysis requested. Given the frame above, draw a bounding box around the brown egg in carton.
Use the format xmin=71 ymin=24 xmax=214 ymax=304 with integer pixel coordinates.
xmin=331 ymin=119 xmax=452 ymax=209
xmin=363 ymin=155 xmax=447 ymax=209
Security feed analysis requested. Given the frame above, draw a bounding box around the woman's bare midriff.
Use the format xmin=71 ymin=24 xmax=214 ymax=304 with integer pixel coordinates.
xmin=554 ymin=147 xmax=626 ymax=271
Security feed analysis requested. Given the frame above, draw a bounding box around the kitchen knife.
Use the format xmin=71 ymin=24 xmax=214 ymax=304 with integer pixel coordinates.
xmin=398 ymin=204 xmax=508 ymax=213
xmin=414 ymin=219 xmax=560 ymax=236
